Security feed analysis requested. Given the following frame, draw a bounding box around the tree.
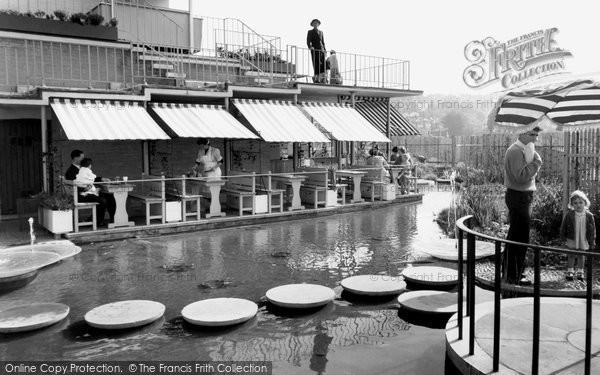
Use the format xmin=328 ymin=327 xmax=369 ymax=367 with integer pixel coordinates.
xmin=441 ymin=111 xmax=470 ymax=136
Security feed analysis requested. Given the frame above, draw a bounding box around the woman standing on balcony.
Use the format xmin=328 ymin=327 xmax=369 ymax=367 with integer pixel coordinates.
xmin=307 ymin=19 xmax=327 ymax=83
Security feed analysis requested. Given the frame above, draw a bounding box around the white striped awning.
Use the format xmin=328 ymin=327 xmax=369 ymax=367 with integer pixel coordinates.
xmin=149 ymin=103 xmax=259 ymax=139
xmin=232 ymin=99 xmax=330 ymax=143
xmin=51 ymin=99 xmax=170 ymax=140
xmin=299 ymin=102 xmax=391 ymax=142
xmin=354 ymin=101 xmax=420 ymax=136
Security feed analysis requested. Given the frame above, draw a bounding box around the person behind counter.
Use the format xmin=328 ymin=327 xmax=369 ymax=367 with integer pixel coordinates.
xmin=193 ymin=138 xmax=223 ymax=178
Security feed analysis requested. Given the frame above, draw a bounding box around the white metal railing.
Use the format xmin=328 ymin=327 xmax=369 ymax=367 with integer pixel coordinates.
xmin=288 ymin=45 xmax=410 ymax=89
xmin=0 ymin=0 xmax=94 ymax=14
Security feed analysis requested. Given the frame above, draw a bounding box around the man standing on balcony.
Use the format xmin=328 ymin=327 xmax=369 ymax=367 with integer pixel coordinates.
xmin=307 ymin=19 xmax=326 ymax=83
xmin=503 ymin=127 xmax=543 ymax=285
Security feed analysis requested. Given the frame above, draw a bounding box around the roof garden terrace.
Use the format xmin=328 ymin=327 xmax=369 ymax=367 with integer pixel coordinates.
xmin=0 ymin=1 xmax=416 ymax=98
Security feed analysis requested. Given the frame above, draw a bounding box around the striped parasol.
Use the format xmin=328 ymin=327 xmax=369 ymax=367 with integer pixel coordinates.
xmin=489 ymin=80 xmax=600 ymax=132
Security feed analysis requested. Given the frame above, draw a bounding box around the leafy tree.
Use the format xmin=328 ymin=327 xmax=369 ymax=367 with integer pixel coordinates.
xmin=441 ymin=111 xmax=470 ymax=136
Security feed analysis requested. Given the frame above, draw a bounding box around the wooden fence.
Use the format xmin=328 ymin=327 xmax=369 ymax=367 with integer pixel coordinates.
xmin=395 ymin=130 xmax=600 ymax=206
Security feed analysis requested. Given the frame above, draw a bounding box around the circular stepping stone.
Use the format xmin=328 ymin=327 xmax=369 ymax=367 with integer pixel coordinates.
xmin=266 ymin=284 xmax=335 ymax=308
xmin=0 ymin=302 xmax=69 ymax=333
xmin=0 ymin=242 xmax=81 ymax=261
xmin=0 ymin=269 xmax=37 ymax=285
xmin=401 ymin=266 xmax=459 ymax=287
xmin=181 ymin=298 xmax=258 ymax=327
xmin=398 ymin=290 xmax=464 ymax=314
xmin=341 ymin=275 xmax=406 ymax=296
xmin=0 ymin=252 xmax=61 ymax=278
xmin=84 ymin=300 xmax=165 ymax=329
xmin=416 ymin=238 xmax=498 ymax=261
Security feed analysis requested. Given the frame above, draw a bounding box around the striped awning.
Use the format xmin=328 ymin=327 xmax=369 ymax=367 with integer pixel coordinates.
xmin=299 ymin=102 xmax=391 ymax=142
xmin=354 ymin=101 xmax=420 ymax=136
xmin=51 ymin=99 xmax=170 ymax=140
xmin=232 ymin=99 xmax=330 ymax=143
xmin=491 ymin=80 xmax=600 ymax=131
xmin=149 ymin=103 xmax=259 ymax=139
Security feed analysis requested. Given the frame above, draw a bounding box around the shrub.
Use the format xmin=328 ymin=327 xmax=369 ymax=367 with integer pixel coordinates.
xmin=34 ymin=10 xmax=45 ymax=18
xmin=108 ymin=17 xmax=118 ymax=27
xmin=530 ymin=182 xmax=563 ymax=246
xmin=53 ymin=10 xmax=67 ymax=21
xmin=33 ymin=191 xmax=74 ymax=211
xmin=69 ymin=12 xmax=86 ymax=25
xmin=85 ymin=13 xmax=104 ymax=26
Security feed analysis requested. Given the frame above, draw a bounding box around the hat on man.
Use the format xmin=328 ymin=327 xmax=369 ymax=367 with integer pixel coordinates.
xmin=310 ymin=19 xmax=321 ymax=27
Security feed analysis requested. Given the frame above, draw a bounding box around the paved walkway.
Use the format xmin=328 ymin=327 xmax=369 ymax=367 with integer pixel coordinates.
xmin=446 ymin=297 xmax=600 ymax=374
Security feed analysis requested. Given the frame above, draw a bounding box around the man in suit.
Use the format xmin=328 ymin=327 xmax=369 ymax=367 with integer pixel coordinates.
xmin=307 ymin=18 xmax=327 ymax=83
xmin=65 ymin=149 xmax=116 ymax=226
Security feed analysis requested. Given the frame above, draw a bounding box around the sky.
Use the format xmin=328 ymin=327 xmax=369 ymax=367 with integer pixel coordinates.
xmin=170 ymin=0 xmax=600 ymax=95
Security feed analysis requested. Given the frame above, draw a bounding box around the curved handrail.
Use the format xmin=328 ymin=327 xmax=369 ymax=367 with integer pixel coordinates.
xmin=455 ymin=214 xmax=596 ymax=375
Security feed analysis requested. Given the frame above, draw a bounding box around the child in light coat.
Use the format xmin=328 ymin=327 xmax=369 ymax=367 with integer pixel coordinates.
xmin=559 ymin=190 xmax=596 ymax=280
xmin=75 ymin=157 xmax=99 ymax=196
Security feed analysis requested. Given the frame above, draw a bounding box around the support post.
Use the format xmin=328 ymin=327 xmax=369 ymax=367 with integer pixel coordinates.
xmin=41 ymin=106 xmax=48 ymax=192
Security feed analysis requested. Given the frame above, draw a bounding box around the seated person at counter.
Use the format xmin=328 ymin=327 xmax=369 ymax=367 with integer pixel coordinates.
xmin=192 ymin=138 xmax=223 ymax=178
xmin=65 ymin=149 xmax=116 ymax=226
xmin=367 ymin=148 xmax=390 ymax=179
xmin=74 ymin=158 xmax=99 ymax=196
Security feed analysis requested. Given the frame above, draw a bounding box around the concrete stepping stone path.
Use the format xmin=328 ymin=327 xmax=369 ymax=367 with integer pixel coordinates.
xmin=401 ymin=266 xmax=459 ymax=287
xmin=398 ymin=290 xmax=464 ymax=315
xmin=182 ymin=298 xmax=258 ymax=327
xmin=0 ymin=252 xmax=61 ymax=278
xmin=341 ymin=275 xmax=406 ymax=296
xmin=416 ymin=238 xmax=498 ymax=261
xmin=0 ymin=302 xmax=69 ymax=333
xmin=84 ymin=300 xmax=165 ymax=329
xmin=266 ymin=284 xmax=335 ymax=308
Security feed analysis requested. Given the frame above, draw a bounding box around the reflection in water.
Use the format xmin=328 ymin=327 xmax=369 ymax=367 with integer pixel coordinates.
xmin=0 ymin=194 xmax=451 ymax=372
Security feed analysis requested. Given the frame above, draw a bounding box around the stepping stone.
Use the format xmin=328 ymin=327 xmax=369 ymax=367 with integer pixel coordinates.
xmin=181 ymin=298 xmax=258 ymax=327
xmin=0 ymin=241 xmax=81 ymax=261
xmin=266 ymin=284 xmax=335 ymax=309
xmin=416 ymin=238 xmax=498 ymax=261
xmin=401 ymin=266 xmax=459 ymax=287
xmin=0 ymin=269 xmax=37 ymax=285
xmin=84 ymin=300 xmax=165 ymax=329
xmin=341 ymin=275 xmax=407 ymax=296
xmin=0 ymin=252 xmax=61 ymax=278
xmin=0 ymin=302 xmax=69 ymax=333
xmin=398 ymin=290 xmax=464 ymax=314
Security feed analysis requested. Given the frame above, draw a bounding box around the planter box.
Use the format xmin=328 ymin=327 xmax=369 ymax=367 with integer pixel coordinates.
xmin=381 ymin=184 xmax=397 ymax=201
xmin=150 ymin=201 xmax=182 ymax=222
xmin=254 ymin=61 xmax=296 ymax=74
xmin=42 ymin=208 xmax=73 ymax=234
xmin=0 ymin=14 xmax=118 ymax=41
xmin=326 ymin=190 xmax=339 ymax=207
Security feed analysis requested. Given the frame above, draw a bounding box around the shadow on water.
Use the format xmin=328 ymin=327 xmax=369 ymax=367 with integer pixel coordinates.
xmin=397 ymin=307 xmax=451 ymax=329
xmin=61 ymin=317 xmax=166 ymax=342
xmin=177 ymin=316 xmax=259 ymax=337
xmin=0 ymin=271 xmax=38 ymax=296
xmin=265 ymin=301 xmax=335 ymax=318
xmin=339 ymin=290 xmax=400 ymax=305
xmin=0 ymin=317 xmax=70 ymax=342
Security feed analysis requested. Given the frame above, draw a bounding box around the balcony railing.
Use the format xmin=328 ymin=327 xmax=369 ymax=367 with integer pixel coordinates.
xmin=455 ymin=215 xmax=597 ymax=375
xmin=288 ymin=46 xmax=410 ymax=89
xmin=0 ymin=35 xmax=411 ymax=92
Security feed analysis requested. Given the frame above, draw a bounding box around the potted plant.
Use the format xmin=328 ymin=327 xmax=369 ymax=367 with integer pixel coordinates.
xmin=34 ymin=191 xmax=74 ymax=234
xmin=0 ymin=10 xmax=118 ymax=41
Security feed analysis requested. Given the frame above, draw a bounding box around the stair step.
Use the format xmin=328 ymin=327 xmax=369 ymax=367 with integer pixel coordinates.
xmin=166 ymin=72 xmax=186 ymax=79
xmin=152 ymin=63 xmax=174 ymax=70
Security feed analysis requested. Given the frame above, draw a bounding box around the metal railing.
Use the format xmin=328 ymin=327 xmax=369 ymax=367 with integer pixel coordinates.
xmin=456 ymin=215 xmax=596 ymax=375
xmin=0 ymin=0 xmax=94 ymax=14
xmin=287 ymin=45 xmax=410 ymax=89
xmin=0 ymin=36 xmax=134 ymax=91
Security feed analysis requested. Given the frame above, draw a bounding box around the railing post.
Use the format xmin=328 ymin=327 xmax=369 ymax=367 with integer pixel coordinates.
xmin=354 ymin=54 xmax=357 ymax=86
xmin=381 ymin=57 xmax=385 ymax=88
xmin=532 ymin=247 xmax=540 ymax=375
xmin=493 ymin=240 xmax=502 ymax=372
xmin=457 ymin=228 xmax=464 ymax=340
xmin=467 ymin=232 xmax=476 ymax=356
xmin=585 ymin=254 xmax=593 ymax=375
xmin=40 ymin=41 xmax=45 ymax=87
